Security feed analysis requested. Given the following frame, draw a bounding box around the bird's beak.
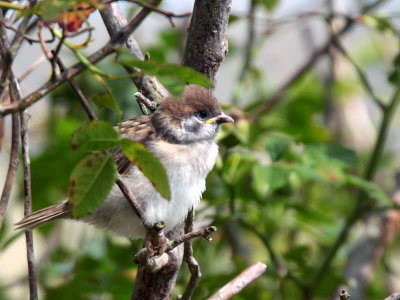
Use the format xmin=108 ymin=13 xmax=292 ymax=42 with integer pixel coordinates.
xmin=205 ymin=112 xmax=234 ymax=124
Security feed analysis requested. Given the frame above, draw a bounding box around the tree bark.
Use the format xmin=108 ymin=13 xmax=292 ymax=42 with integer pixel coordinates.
xmin=183 ymin=0 xmax=232 ymax=84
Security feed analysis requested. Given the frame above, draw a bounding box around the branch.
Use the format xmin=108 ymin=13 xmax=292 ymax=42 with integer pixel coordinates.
xmin=182 ymin=0 xmax=232 ymax=84
xmin=99 ymin=1 xmax=169 ymax=103
xmin=385 ymin=292 xmax=400 ymax=300
xmin=167 ymin=225 xmax=217 ymax=252
xmin=0 ymin=76 xmax=20 ymax=228
xmin=0 ymin=1 xmax=155 ymax=116
xmin=238 ymin=218 xmax=303 ymax=288
xmin=207 ymin=262 xmax=267 ymax=300
xmin=178 ymin=209 xmax=201 ymax=300
xmin=333 ymin=37 xmax=386 ymax=111
xmin=19 ymin=87 xmax=38 ymax=299
xmin=105 ymin=0 xmax=191 ymax=25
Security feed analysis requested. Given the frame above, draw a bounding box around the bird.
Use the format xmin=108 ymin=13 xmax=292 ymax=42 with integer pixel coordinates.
xmin=15 ymin=85 xmax=234 ymax=238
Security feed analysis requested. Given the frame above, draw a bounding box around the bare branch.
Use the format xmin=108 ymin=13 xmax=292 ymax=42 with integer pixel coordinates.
xmin=385 ymin=292 xmax=400 ymax=300
xmin=207 ymin=262 xmax=267 ymax=300
xmin=167 ymin=225 xmax=217 ymax=252
xmin=179 ymin=209 xmax=201 ymax=300
xmin=0 ymin=76 xmax=21 ymax=228
xmin=183 ymin=0 xmax=232 ymax=84
xmin=115 ymin=178 xmax=150 ymax=230
xmin=53 ymin=56 xmax=98 ymax=121
xmin=333 ymin=37 xmax=386 ymax=111
xmin=105 ymin=0 xmax=191 ymax=23
xmin=19 ymin=94 xmax=38 ymax=300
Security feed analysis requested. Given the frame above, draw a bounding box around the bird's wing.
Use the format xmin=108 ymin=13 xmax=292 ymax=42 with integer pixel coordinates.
xmin=113 ymin=115 xmax=156 ymax=175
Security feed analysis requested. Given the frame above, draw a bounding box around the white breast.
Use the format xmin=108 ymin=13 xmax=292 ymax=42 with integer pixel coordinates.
xmin=84 ymin=140 xmax=218 ymax=238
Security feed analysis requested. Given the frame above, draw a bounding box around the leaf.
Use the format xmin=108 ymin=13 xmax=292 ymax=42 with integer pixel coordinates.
xmin=92 ymin=93 xmax=122 ymax=119
xmin=362 ymin=15 xmax=396 ymax=35
xmin=71 ymin=120 xmax=120 ymax=152
xmin=252 ymin=165 xmax=289 ymax=198
xmin=265 ymin=133 xmax=293 ymax=161
xmin=57 ymin=1 xmax=99 ymax=32
xmin=68 ymin=153 xmax=117 ymax=217
xmin=345 ymin=175 xmax=389 ymax=202
xmin=117 ymin=59 xmax=159 ymax=75
xmin=158 ymin=64 xmax=213 ymax=88
xmin=40 ymin=0 xmax=74 ymax=21
xmin=256 ymin=0 xmax=280 ymax=11
xmin=117 ymin=58 xmax=213 ymax=88
xmin=304 ymin=142 xmax=357 ymax=167
xmin=121 ymin=139 xmax=171 ymax=200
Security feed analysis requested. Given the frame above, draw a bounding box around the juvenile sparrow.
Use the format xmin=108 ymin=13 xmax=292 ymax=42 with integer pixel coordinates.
xmin=16 ymin=85 xmax=233 ymax=238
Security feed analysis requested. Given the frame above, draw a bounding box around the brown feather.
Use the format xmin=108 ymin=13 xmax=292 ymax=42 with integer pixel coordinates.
xmin=14 ymin=200 xmax=72 ymax=230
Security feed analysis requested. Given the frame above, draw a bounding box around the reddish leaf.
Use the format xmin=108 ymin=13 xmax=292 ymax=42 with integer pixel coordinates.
xmin=57 ymin=1 xmax=100 ymax=32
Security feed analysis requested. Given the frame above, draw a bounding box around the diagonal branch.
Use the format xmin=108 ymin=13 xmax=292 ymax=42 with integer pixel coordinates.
xmin=207 ymin=262 xmax=267 ymax=300
xmin=99 ymin=1 xmax=169 ymax=103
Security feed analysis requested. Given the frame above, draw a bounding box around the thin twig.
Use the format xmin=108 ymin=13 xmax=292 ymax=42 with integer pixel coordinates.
xmin=0 ymin=1 xmax=156 ymax=116
xmin=134 ymin=92 xmax=159 ymax=113
xmin=333 ymin=37 xmax=386 ymax=111
xmin=0 ymin=19 xmax=54 ymax=44
xmin=19 ymin=97 xmax=38 ymax=299
xmin=115 ymin=178 xmax=150 ymax=230
xmin=207 ymin=262 xmax=267 ymax=300
xmin=167 ymin=225 xmax=217 ymax=252
xmin=179 ymin=209 xmax=202 ymax=300
xmin=0 ymin=78 xmax=21 ymax=228
xmin=238 ymin=218 xmax=304 ymax=288
xmin=105 ymin=0 xmax=191 ymax=26
xmin=53 ymin=56 xmax=98 ymax=121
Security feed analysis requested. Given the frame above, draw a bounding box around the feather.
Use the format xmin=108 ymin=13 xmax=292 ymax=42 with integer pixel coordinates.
xmin=14 ymin=200 xmax=72 ymax=230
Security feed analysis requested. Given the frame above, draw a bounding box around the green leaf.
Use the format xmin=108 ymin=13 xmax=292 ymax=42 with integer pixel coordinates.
xmin=345 ymin=175 xmax=389 ymax=202
xmin=362 ymin=15 xmax=396 ymax=34
xmin=92 ymin=93 xmax=122 ymax=119
xmin=71 ymin=120 xmax=120 ymax=152
xmin=117 ymin=59 xmax=159 ymax=75
xmin=158 ymin=64 xmax=213 ymax=88
xmin=256 ymin=0 xmax=280 ymax=11
xmin=40 ymin=0 xmax=75 ymax=20
xmin=265 ymin=133 xmax=293 ymax=161
xmin=252 ymin=165 xmax=289 ymax=198
xmin=69 ymin=153 xmax=117 ymax=217
xmin=304 ymin=142 xmax=357 ymax=167
xmin=121 ymin=139 xmax=171 ymax=200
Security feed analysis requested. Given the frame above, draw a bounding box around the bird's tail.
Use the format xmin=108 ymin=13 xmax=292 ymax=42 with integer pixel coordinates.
xmin=14 ymin=200 xmax=72 ymax=230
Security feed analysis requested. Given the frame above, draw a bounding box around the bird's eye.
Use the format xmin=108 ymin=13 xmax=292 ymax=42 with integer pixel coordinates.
xmin=196 ymin=110 xmax=209 ymax=119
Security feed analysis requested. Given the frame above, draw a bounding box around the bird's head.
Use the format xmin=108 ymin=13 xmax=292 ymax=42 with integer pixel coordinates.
xmin=152 ymin=85 xmax=234 ymax=144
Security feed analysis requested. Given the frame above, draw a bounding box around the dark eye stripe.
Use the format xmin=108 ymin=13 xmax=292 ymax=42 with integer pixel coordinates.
xmin=196 ymin=110 xmax=210 ymax=119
